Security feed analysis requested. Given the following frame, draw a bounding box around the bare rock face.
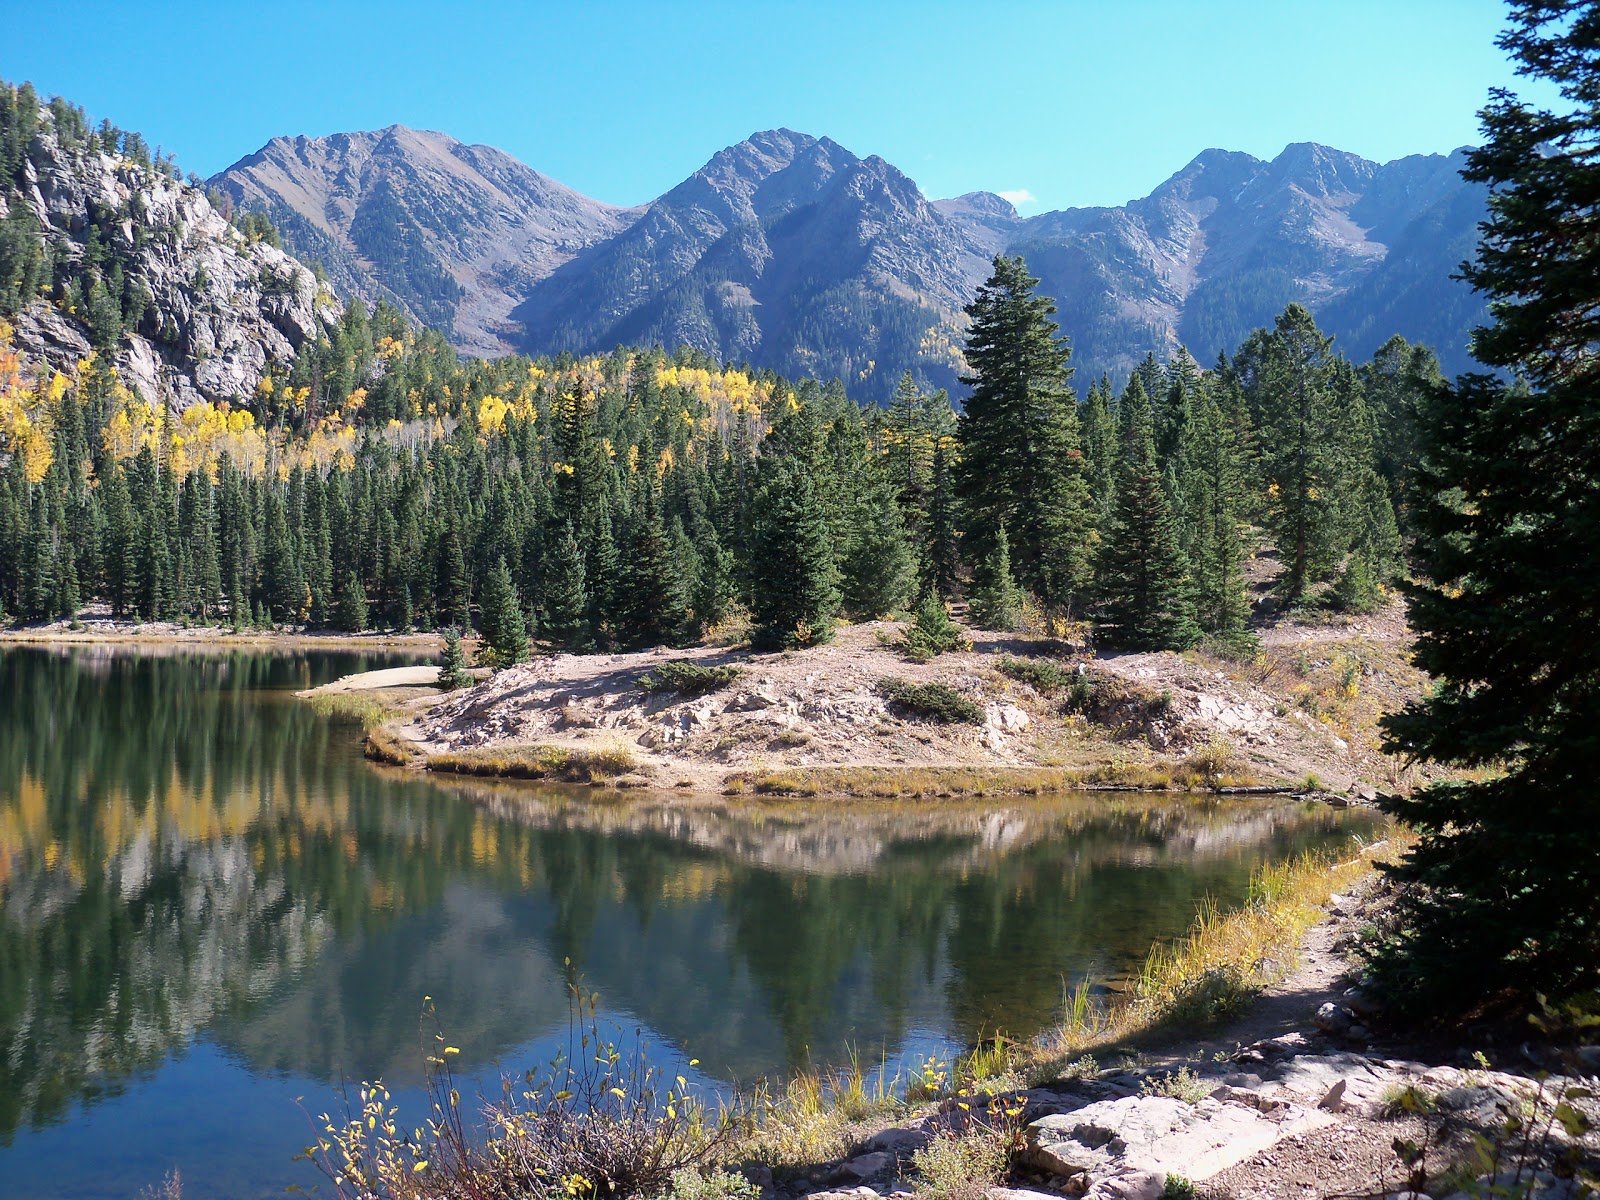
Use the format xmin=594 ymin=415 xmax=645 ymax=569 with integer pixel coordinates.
xmin=1024 ymin=1093 xmax=1333 ymax=1184
xmin=210 ymin=125 xmax=638 ymax=357
xmin=5 ymin=108 xmax=339 ymax=408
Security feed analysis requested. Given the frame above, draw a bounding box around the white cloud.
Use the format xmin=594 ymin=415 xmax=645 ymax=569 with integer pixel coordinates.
xmin=997 ymin=188 xmax=1036 ymax=207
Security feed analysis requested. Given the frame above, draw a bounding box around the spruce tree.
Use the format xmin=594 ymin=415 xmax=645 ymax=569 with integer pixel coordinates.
xmin=543 ymin=523 xmax=591 ymax=653
xmin=1096 ymin=379 xmax=1198 ymax=650
xmin=968 ymin=524 xmax=1025 ymax=632
xmin=437 ymin=626 xmax=470 ymax=690
xmin=748 ymin=457 xmax=839 ymax=650
xmin=476 ymin=556 xmax=528 ymax=668
xmin=956 ymin=255 xmax=1093 ymax=608
xmin=1375 ymin=0 xmax=1600 ymax=1013
xmin=1181 ymin=388 xmax=1250 ymax=637
xmin=616 ymin=483 xmax=685 ymax=649
xmin=840 ymin=479 xmax=916 ymax=619
xmin=334 ymin=570 xmax=368 ymax=632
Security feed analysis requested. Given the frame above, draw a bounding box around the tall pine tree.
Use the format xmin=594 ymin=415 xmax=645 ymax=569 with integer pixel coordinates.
xmin=1376 ymin=0 xmax=1600 ymax=1014
xmin=957 ymin=255 xmax=1092 ymax=609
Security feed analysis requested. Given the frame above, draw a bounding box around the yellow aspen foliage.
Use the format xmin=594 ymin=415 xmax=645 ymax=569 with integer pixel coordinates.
xmin=0 ymin=327 xmax=56 ymax=483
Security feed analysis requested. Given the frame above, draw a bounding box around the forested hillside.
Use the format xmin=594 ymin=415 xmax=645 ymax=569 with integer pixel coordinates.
xmin=1 ymin=81 xmax=1441 ymax=661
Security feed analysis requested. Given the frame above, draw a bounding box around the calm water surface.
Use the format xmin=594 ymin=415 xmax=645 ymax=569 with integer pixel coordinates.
xmin=0 ymin=647 xmax=1378 ymax=1199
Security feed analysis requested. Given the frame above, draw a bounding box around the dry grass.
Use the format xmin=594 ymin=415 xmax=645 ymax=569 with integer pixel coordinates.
xmin=364 ymin=725 xmax=417 ymax=766
xmin=723 ymin=764 xmax=1091 ymax=799
xmin=722 ymin=756 xmax=1270 ymax=801
xmin=426 ymin=741 xmax=640 ymax=783
xmin=307 ymin=692 xmax=400 ymax=729
xmin=1015 ymin=830 xmax=1410 ymax=1083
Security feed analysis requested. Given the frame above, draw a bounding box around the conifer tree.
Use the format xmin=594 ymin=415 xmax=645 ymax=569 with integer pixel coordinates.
xmin=543 ymin=523 xmax=591 ymax=654
xmin=840 ymin=479 xmax=916 ymax=619
xmin=476 ymin=556 xmax=528 ymax=667
xmin=748 ymin=457 xmax=838 ymax=650
xmin=617 ymin=482 xmax=685 ymax=649
xmin=1181 ymin=389 xmax=1250 ymax=637
xmin=437 ymin=626 xmax=470 ymax=691
xmin=957 ymin=255 xmax=1092 ymax=608
xmin=1080 ymin=376 xmax=1118 ymax=530
xmin=924 ymin=437 xmax=961 ymax=600
xmin=334 ymin=570 xmax=368 ymax=632
xmin=1376 ymin=0 xmax=1600 ymax=1012
xmin=968 ymin=524 xmax=1025 ymax=632
xmin=1096 ymin=379 xmax=1198 ymax=650
xmin=1245 ymin=304 xmax=1349 ymax=601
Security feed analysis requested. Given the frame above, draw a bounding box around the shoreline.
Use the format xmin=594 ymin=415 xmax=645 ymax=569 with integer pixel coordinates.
xmin=0 ymin=623 xmax=443 ymax=651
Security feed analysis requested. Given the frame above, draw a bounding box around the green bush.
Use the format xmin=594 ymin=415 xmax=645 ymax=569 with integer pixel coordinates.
xmin=878 ymin=678 xmax=984 ymax=724
xmin=996 ymin=654 xmax=1074 ymax=693
xmin=638 ymin=659 xmax=743 ymax=696
xmin=897 ymin=593 xmax=971 ymax=663
xmin=1198 ymin=629 xmax=1262 ymax=662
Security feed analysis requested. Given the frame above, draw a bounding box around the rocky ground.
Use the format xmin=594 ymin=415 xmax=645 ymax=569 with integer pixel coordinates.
xmin=771 ymin=878 xmax=1600 ymax=1200
xmin=355 ymin=600 xmax=1426 ymax=797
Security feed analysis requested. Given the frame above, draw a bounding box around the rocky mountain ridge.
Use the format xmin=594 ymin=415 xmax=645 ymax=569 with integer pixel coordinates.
xmin=1 ymin=92 xmax=338 ymax=409
xmin=214 ymin=126 xmax=1488 ymax=399
xmin=210 ymin=124 xmax=636 ymax=356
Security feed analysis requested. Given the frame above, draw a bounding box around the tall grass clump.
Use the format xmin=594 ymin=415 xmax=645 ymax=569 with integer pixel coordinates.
xmin=306 ymin=991 xmax=745 ymax=1200
xmin=427 ymin=742 xmax=639 ymax=782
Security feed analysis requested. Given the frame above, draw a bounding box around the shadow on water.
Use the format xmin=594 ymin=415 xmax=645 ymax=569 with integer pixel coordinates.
xmin=0 ymin=646 xmax=1379 ymax=1198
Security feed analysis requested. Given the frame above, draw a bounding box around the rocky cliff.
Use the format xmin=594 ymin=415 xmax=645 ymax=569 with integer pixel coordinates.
xmin=0 ymin=87 xmax=339 ymax=409
xmin=210 ymin=125 xmax=637 ymax=356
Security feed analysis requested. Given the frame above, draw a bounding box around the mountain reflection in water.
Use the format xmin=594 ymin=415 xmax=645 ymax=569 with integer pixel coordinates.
xmin=0 ymin=647 xmax=1377 ymax=1198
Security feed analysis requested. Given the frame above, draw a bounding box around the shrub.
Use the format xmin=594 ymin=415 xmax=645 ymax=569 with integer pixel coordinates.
xmin=894 ymin=593 xmax=971 ymax=663
xmin=996 ymin=654 xmax=1074 ymax=693
xmin=1139 ymin=1066 xmax=1210 ymax=1104
xmin=638 ymin=659 xmax=743 ymax=696
xmin=306 ymin=992 xmax=743 ymax=1200
xmin=1198 ymin=629 xmax=1261 ymax=662
xmin=665 ymin=1168 xmax=760 ymax=1200
xmin=878 ymin=678 xmax=984 ymax=724
xmin=909 ymin=1099 xmax=1022 ymax=1200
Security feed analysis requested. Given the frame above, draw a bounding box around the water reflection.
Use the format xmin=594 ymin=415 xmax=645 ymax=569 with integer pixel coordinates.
xmin=0 ymin=647 xmax=1376 ymax=1195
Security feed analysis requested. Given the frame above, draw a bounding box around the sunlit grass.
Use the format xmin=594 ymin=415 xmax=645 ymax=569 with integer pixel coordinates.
xmin=426 ymin=741 xmax=640 ymax=782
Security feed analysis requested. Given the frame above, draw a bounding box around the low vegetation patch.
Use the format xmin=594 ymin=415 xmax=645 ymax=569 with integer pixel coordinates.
xmin=877 ymin=678 xmax=984 ymax=724
xmin=996 ymin=654 xmax=1075 ymax=693
xmin=306 ymin=692 xmax=398 ymax=729
xmin=363 ymin=725 xmax=416 ymax=766
xmin=307 ymin=991 xmax=744 ymax=1200
xmin=638 ymin=659 xmax=744 ymax=696
xmin=882 ymin=593 xmax=972 ymax=663
xmin=723 ymin=765 xmax=1088 ymax=800
xmin=427 ymin=741 xmax=639 ymax=782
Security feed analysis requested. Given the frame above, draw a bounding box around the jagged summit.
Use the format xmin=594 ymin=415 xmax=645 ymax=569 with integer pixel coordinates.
xmin=212 ymin=124 xmax=1489 ymax=398
xmin=211 ymin=126 xmax=636 ymax=356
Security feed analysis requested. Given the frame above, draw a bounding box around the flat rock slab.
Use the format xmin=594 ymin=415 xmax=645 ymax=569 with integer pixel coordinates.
xmin=1026 ymin=1093 xmax=1333 ymax=1182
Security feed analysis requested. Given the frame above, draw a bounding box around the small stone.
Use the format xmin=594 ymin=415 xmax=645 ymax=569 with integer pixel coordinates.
xmin=1083 ymin=1170 xmax=1166 ymax=1200
xmin=1314 ymin=1002 xmax=1355 ymax=1035
xmin=839 ymin=1153 xmax=891 ymax=1181
xmin=1319 ymin=1080 xmax=1349 ymax=1112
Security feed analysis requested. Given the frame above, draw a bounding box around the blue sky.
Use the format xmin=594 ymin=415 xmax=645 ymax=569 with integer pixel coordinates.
xmin=3 ymin=0 xmax=1546 ymax=211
